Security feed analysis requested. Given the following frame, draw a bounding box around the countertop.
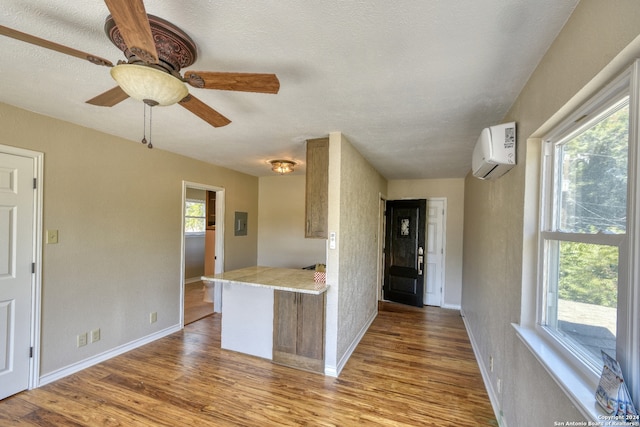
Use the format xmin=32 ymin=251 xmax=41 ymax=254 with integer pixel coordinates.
xmin=202 ymin=266 xmax=328 ymax=295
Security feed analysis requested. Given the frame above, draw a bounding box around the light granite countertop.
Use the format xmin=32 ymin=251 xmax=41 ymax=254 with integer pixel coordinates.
xmin=202 ymin=266 xmax=328 ymax=295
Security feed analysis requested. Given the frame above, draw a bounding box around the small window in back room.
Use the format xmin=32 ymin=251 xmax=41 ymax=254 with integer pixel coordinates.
xmin=185 ymin=199 xmax=206 ymax=234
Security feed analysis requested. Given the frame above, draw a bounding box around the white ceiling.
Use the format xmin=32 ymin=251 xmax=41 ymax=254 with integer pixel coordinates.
xmin=0 ymin=1 xmax=578 ymax=179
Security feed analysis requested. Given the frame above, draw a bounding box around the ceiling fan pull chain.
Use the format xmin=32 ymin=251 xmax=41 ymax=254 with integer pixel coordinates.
xmin=141 ymin=103 xmax=148 ymax=146
xmin=148 ymin=106 xmax=153 ymax=149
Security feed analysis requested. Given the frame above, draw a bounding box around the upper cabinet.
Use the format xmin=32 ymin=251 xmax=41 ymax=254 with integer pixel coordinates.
xmin=305 ymin=137 xmax=329 ymax=238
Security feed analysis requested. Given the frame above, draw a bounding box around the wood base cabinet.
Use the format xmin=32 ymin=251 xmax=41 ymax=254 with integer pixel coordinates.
xmin=273 ymin=291 xmax=325 ymax=373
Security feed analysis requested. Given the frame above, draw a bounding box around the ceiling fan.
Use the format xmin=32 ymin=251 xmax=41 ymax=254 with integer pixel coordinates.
xmin=0 ymin=0 xmax=280 ymax=130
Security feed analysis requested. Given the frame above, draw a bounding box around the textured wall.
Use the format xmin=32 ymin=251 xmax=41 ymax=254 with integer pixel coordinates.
xmin=461 ymin=1 xmax=640 ymax=426
xmin=1 ymin=102 xmax=259 ymax=376
xmin=331 ymin=133 xmax=388 ymax=363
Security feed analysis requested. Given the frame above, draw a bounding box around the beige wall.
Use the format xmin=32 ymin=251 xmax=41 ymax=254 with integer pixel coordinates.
xmin=461 ymin=1 xmax=640 ymax=426
xmin=257 ymin=175 xmax=326 ymax=268
xmin=1 ymin=102 xmax=258 ymax=376
xmin=387 ymin=178 xmax=465 ymax=307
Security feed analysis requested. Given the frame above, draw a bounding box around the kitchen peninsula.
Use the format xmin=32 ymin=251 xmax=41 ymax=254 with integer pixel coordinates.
xmin=202 ymin=266 xmax=328 ymax=373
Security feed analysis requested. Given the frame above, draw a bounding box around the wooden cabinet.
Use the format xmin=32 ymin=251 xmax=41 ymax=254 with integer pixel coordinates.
xmin=305 ymin=137 xmax=329 ymax=238
xmin=273 ymin=290 xmax=325 ymax=373
xmin=206 ymin=191 xmax=216 ymax=229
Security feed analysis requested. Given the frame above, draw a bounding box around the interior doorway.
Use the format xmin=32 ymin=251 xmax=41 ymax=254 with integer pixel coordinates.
xmin=181 ymin=181 xmax=225 ymax=326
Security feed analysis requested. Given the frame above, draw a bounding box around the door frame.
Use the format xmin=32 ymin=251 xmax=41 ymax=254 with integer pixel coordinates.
xmin=377 ymin=194 xmax=387 ymax=302
xmin=0 ymin=144 xmax=43 ymax=390
xmin=180 ymin=181 xmax=225 ymax=326
xmin=378 ymin=196 xmax=448 ymax=307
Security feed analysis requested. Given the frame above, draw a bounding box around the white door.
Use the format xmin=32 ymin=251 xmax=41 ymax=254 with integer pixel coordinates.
xmin=0 ymin=152 xmax=35 ymax=399
xmin=424 ymin=199 xmax=445 ymax=306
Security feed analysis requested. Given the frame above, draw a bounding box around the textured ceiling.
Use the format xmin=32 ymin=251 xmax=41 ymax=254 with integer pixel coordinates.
xmin=0 ymin=0 xmax=578 ymax=179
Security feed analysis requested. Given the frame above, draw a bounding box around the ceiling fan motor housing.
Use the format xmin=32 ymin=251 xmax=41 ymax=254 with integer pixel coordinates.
xmin=105 ymin=14 xmax=198 ymax=74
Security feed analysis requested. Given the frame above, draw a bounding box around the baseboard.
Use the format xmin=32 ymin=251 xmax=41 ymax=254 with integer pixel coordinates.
xmin=37 ymin=324 xmax=181 ymax=387
xmin=325 ymin=309 xmax=378 ymax=377
xmin=441 ymin=303 xmax=461 ymax=310
xmin=460 ymin=308 xmax=507 ymax=427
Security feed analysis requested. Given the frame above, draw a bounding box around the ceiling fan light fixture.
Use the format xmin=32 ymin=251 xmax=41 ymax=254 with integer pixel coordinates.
xmin=269 ymin=159 xmax=296 ymax=175
xmin=110 ymin=64 xmax=188 ymax=106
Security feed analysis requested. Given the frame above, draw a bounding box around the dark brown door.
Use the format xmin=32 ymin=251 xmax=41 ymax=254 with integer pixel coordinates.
xmin=383 ymin=199 xmax=426 ymax=307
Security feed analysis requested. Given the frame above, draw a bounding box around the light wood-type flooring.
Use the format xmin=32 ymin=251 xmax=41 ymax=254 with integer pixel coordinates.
xmin=1 ymin=302 xmax=498 ymax=426
xmin=184 ymin=281 xmax=214 ymax=325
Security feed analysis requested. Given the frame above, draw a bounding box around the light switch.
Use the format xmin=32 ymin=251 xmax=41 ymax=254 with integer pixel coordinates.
xmin=46 ymin=229 xmax=59 ymax=244
xmin=329 ymin=232 xmax=336 ymax=249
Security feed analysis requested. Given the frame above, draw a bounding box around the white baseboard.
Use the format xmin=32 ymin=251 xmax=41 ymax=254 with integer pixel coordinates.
xmin=38 ymin=324 xmax=181 ymax=387
xmin=325 ymin=309 xmax=378 ymax=377
xmin=460 ymin=308 xmax=507 ymax=427
xmin=441 ymin=303 xmax=461 ymax=310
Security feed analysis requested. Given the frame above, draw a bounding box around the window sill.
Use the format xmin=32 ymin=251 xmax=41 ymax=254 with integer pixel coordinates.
xmin=513 ymin=323 xmax=627 ymax=425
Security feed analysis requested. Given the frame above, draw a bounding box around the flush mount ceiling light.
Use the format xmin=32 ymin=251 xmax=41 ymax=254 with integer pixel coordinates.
xmin=110 ymin=64 xmax=188 ymax=106
xmin=270 ymin=159 xmax=297 ymax=175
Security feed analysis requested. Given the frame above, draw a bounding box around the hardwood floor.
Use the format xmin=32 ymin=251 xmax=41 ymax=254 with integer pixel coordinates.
xmin=184 ymin=281 xmax=214 ymax=325
xmin=1 ymin=302 xmax=497 ymax=426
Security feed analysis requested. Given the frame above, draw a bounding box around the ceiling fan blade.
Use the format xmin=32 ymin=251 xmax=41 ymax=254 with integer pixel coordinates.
xmin=179 ymin=95 xmax=231 ymax=128
xmin=0 ymin=24 xmax=113 ymax=67
xmin=103 ymin=0 xmax=158 ymax=63
xmin=184 ymin=71 xmax=280 ymax=94
xmin=86 ymin=86 xmax=130 ymax=107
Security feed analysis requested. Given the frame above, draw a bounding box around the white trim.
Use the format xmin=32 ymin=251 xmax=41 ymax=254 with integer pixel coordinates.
xmin=325 ymin=310 xmax=377 ymax=377
xmin=0 ymin=144 xmax=44 ymax=391
xmin=626 ymin=59 xmax=640 ymax=416
xmin=377 ymin=193 xmax=387 ymax=302
xmin=461 ymin=308 xmax=507 ymax=427
xmin=441 ymin=303 xmax=461 ymax=310
xmin=38 ymin=324 xmax=180 ymax=387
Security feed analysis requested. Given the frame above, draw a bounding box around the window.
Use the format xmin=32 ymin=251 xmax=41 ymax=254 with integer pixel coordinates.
xmin=536 ymin=63 xmax=639 ymax=411
xmin=542 ymin=97 xmax=628 ymax=370
xmin=185 ymin=199 xmax=206 ymax=234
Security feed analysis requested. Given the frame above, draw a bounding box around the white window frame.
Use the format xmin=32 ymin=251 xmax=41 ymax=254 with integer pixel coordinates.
xmin=515 ymin=61 xmax=640 ymax=422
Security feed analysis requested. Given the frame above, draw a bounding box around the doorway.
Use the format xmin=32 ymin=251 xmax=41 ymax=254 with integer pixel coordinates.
xmin=383 ymin=199 xmax=427 ymax=307
xmin=380 ymin=198 xmax=447 ymax=307
xmin=0 ymin=145 xmax=43 ymax=400
xmin=181 ymin=181 xmax=225 ymax=326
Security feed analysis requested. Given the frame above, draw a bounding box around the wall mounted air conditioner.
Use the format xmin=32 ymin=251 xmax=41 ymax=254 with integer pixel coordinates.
xmin=472 ymin=122 xmax=516 ymax=180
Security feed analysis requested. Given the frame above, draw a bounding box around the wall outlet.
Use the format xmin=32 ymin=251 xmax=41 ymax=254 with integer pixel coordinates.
xmin=489 ymin=356 xmax=494 ymax=372
xmin=46 ymin=229 xmax=59 ymax=244
xmin=90 ymin=328 xmax=100 ymax=343
xmin=150 ymin=312 xmax=157 ymax=323
xmin=497 ymin=378 xmax=502 ymax=394
xmin=77 ymin=332 xmax=88 ymax=347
